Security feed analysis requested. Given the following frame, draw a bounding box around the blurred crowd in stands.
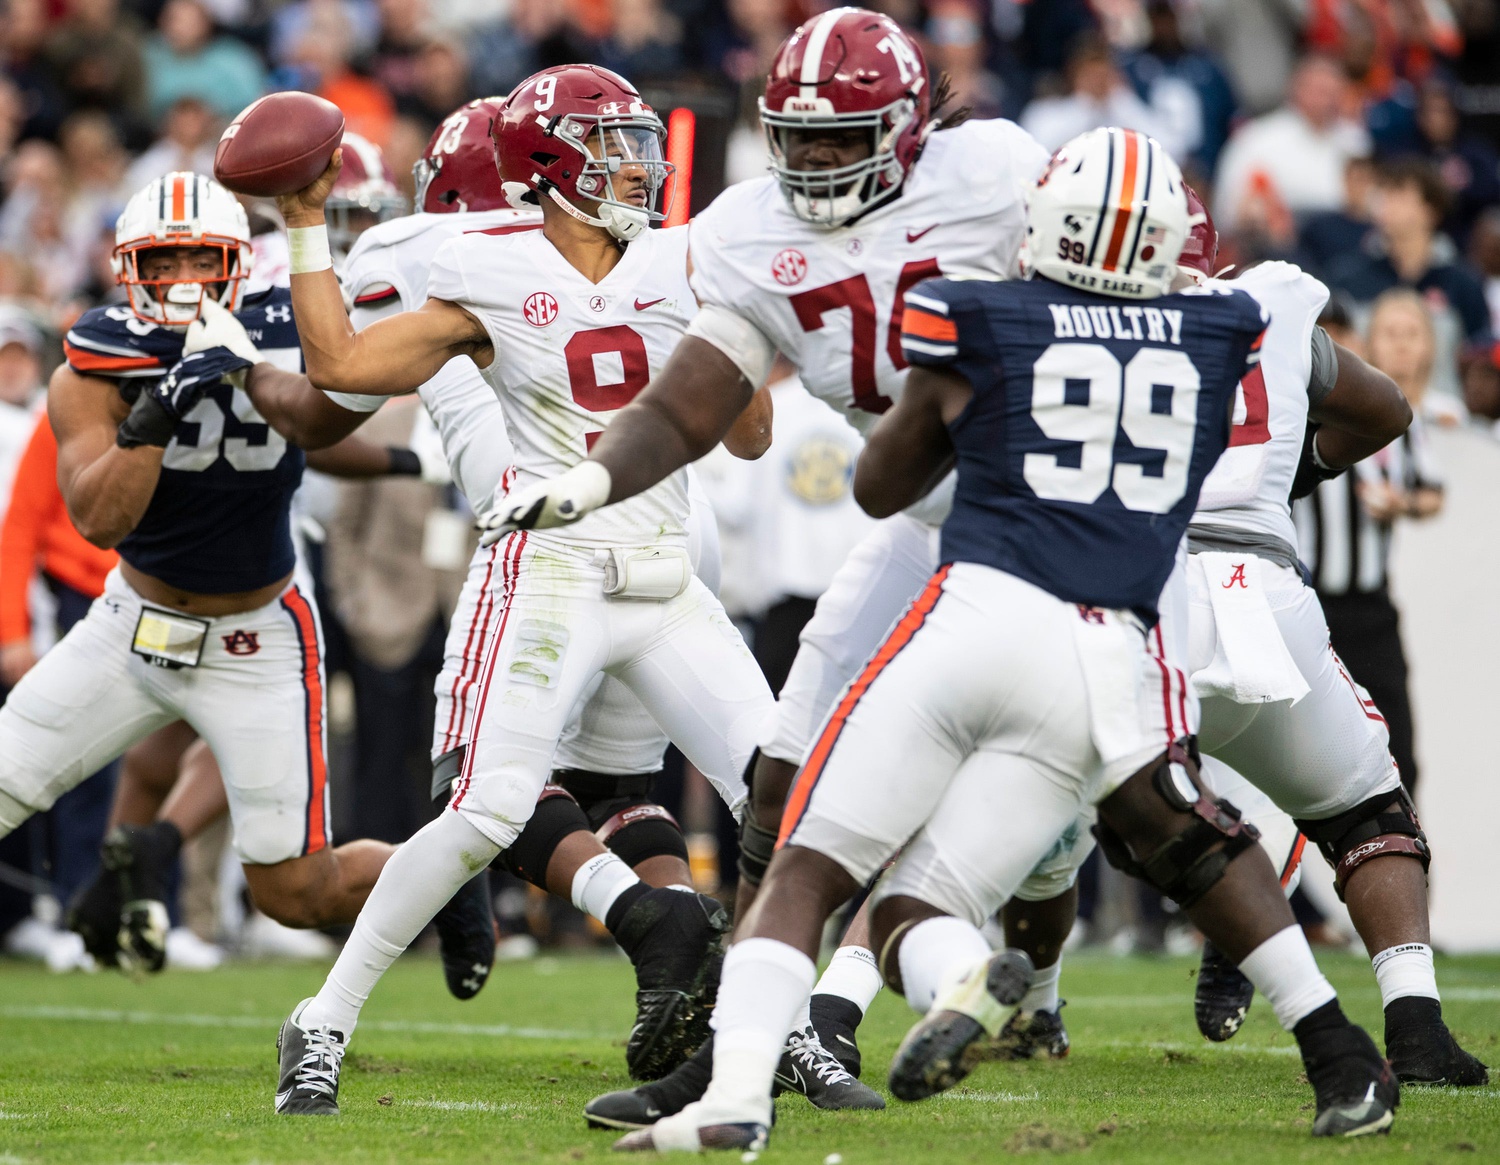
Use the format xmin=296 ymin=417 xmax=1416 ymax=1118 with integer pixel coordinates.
xmin=1 ymin=0 xmax=1498 ymax=966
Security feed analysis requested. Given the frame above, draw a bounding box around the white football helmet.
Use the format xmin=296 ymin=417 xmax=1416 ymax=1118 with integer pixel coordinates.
xmin=112 ymin=172 xmax=254 ymax=328
xmin=1021 ymin=127 xmax=1188 ymax=301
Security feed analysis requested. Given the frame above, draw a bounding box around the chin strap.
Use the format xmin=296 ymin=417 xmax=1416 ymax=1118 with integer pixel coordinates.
xmin=545 ymin=186 xmax=648 ymax=242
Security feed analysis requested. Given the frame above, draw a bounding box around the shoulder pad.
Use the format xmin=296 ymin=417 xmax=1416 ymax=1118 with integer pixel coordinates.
xmin=64 ymin=306 xmax=181 ymax=378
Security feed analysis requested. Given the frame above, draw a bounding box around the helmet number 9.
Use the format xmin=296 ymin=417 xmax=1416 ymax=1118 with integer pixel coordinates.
xmin=535 ymin=75 xmax=557 ymax=112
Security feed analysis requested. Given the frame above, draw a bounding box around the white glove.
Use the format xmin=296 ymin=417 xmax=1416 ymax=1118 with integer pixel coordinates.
xmin=477 ymin=461 xmax=612 ymax=546
xmin=185 ymin=298 xmax=263 ymax=365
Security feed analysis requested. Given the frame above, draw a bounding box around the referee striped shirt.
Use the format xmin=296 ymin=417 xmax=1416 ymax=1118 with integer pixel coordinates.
xmin=1293 ymin=417 xmax=1443 ymax=595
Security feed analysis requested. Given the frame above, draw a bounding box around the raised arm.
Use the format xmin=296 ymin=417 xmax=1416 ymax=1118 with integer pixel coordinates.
xmin=276 ymin=154 xmax=492 ymax=396
xmin=853 ymin=364 xmax=970 ymax=519
xmin=48 ymin=365 xmax=164 ymax=548
xmin=1308 ymin=341 xmax=1413 ymax=469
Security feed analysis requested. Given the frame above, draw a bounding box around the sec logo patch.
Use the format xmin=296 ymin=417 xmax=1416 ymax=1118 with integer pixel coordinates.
xmin=771 ymin=248 xmax=807 ymax=287
xmin=523 ymin=291 xmax=559 ymax=327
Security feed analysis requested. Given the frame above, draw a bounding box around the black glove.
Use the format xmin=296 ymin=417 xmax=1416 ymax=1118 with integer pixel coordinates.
xmin=116 ymin=346 xmax=253 ymax=449
xmin=1289 ymin=423 xmax=1344 ymax=501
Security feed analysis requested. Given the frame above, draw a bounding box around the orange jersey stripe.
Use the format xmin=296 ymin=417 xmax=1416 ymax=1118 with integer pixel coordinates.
xmin=63 ymin=343 xmax=164 ymax=373
xmin=1101 ymin=130 xmax=1140 ymax=273
xmin=1280 ymin=833 xmax=1307 ymax=888
xmin=901 ymin=308 xmax=958 ymax=343
xmin=778 ymin=565 xmax=953 ymax=848
xmin=280 ymin=587 xmax=328 ymax=855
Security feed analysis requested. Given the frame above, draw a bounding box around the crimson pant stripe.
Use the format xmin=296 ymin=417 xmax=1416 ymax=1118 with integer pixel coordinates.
xmin=1150 ymin=624 xmax=1177 ymax=745
xmin=452 ymin=531 xmax=527 ymax=808
xmin=443 ymin=541 xmax=501 ymax=753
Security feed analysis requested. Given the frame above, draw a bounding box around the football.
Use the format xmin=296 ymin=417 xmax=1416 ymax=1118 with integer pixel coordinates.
xmin=213 ymin=91 xmax=345 ymax=197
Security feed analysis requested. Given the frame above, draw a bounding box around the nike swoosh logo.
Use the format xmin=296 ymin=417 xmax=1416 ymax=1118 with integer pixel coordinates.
xmin=634 ymin=297 xmax=666 ymax=311
xmin=275 ymin=1090 xmax=292 ymax=1109
xmin=773 ymin=1065 xmax=804 ymax=1091
xmin=906 ymin=225 xmax=938 ymax=243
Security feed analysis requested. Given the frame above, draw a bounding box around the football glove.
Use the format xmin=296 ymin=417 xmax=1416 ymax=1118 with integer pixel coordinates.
xmin=477 ymin=461 xmax=612 ymax=545
xmin=184 ymin=297 xmax=263 ymax=367
xmin=116 ymin=347 xmax=255 ymax=449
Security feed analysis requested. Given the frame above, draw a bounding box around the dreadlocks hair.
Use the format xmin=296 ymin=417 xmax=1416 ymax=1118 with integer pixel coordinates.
xmin=930 ymin=72 xmax=971 ymax=132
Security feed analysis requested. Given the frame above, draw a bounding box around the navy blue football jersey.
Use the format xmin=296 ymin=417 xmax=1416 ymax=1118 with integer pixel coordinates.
xmin=64 ymin=288 xmax=306 ymax=594
xmin=901 ymin=276 xmax=1267 ymax=622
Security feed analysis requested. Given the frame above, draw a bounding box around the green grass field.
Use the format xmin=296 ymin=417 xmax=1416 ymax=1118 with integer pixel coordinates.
xmin=1 ymin=950 xmax=1496 ymax=1164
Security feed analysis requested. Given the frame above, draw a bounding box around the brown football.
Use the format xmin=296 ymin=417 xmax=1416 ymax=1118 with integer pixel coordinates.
xmin=214 ymin=92 xmax=345 ymax=197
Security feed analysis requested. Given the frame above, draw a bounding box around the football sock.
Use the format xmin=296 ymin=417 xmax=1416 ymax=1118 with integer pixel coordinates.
xmin=1018 ymin=956 xmax=1062 ymax=1014
xmin=1371 ymin=942 xmax=1439 ymax=1008
xmin=812 ymin=945 xmax=883 ymax=1017
xmin=571 ymin=852 xmax=641 ymax=927
xmin=1238 ymin=924 xmax=1338 ymax=1030
xmin=897 ymin=915 xmax=991 ymax=1013
xmin=299 ymin=810 xmax=501 ymax=1036
xmin=704 ymin=938 xmax=815 ymax=1118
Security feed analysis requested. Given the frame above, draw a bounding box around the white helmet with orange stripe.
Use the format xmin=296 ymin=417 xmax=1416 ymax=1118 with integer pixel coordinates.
xmin=1021 ymin=127 xmax=1187 ymax=301
xmin=111 ymin=171 xmax=253 ymax=328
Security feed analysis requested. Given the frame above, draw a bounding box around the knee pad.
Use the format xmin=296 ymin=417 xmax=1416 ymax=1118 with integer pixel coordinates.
xmin=1092 ymin=744 xmax=1261 ymax=910
xmin=493 ymin=784 xmax=589 ymax=888
xmin=1295 ymin=785 xmax=1429 ymax=900
xmin=430 ymin=745 xmax=464 ymax=805
xmin=738 ymin=814 xmax=779 ymax=888
xmin=594 ymin=801 xmax=688 ymax=869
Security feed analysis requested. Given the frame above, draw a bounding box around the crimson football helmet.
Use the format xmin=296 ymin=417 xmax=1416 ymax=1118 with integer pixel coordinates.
xmin=1178 ymin=182 xmax=1219 ymax=283
xmin=326 ymin=132 xmax=408 ymax=262
xmin=760 ymin=7 xmax=935 ymax=227
xmin=413 ymin=98 xmax=510 ymax=213
xmin=492 ymin=65 xmax=672 ymax=242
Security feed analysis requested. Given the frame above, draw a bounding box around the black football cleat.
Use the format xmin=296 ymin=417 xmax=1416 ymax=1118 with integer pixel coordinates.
xmin=616 ymin=888 xmax=729 ymax=1081
xmin=65 ymin=867 xmax=124 ymax=969
xmin=983 ymin=1000 xmax=1071 ymax=1061
xmin=774 ymin=1027 xmax=885 ymax=1110
xmin=809 ymin=992 xmax=865 ymax=1077
xmin=100 ymin=823 xmax=178 ymax=974
xmin=434 ymin=870 xmax=497 ymax=1001
xmin=1300 ymin=1014 xmax=1398 ymax=1137
xmin=1384 ymin=996 xmax=1489 ymax=1086
xmin=275 ymin=999 xmax=347 ymax=1115
xmin=1195 ymin=940 xmax=1255 ymax=1042
xmin=586 ymin=1039 xmax=714 ymax=1130
xmin=888 ymin=948 xmax=1034 ymax=1102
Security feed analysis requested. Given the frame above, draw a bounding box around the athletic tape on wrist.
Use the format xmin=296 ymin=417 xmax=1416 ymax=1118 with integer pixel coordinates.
xmin=288 ymin=225 xmax=333 ymax=275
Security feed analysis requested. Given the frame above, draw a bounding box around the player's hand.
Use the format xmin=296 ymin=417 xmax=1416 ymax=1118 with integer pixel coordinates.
xmin=0 ymin=640 xmax=37 ymax=687
xmin=185 ymin=299 xmax=262 ymax=367
xmin=477 ymin=461 xmax=613 ymax=545
xmin=1357 ymin=480 xmax=1405 ymax=522
xmin=276 ymin=148 xmax=343 ymax=228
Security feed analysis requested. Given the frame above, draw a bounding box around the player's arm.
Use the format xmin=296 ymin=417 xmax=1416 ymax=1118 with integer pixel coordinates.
xmin=1308 ymin=340 xmax=1413 ymax=469
xmin=853 ymin=364 xmax=970 ymax=519
xmin=244 ymin=363 xmax=372 ymax=449
xmin=304 ymin=432 xmax=427 ymax=479
xmin=48 ymin=365 xmax=165 ymax=548
xmin=276 ymin=155 xmax=491 ymax=396
xmin=720 ymin=381 xmax=773 ymax=460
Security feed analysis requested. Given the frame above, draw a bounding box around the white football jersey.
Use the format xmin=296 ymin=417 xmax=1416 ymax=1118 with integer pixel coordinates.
xmin=344 ymin=208 xmax=541 ymax=521
xmin=688 ymin=119 xmax=1049 ymax=438
xmin=428 ymin=224 xmax=695 ymax=550
xmin=1193 ymin=261 xmax=1330 ymax=551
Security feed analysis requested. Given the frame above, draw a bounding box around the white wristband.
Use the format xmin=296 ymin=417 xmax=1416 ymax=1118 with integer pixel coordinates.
xmin=288 ymin=225 xmax=333 ymax=275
